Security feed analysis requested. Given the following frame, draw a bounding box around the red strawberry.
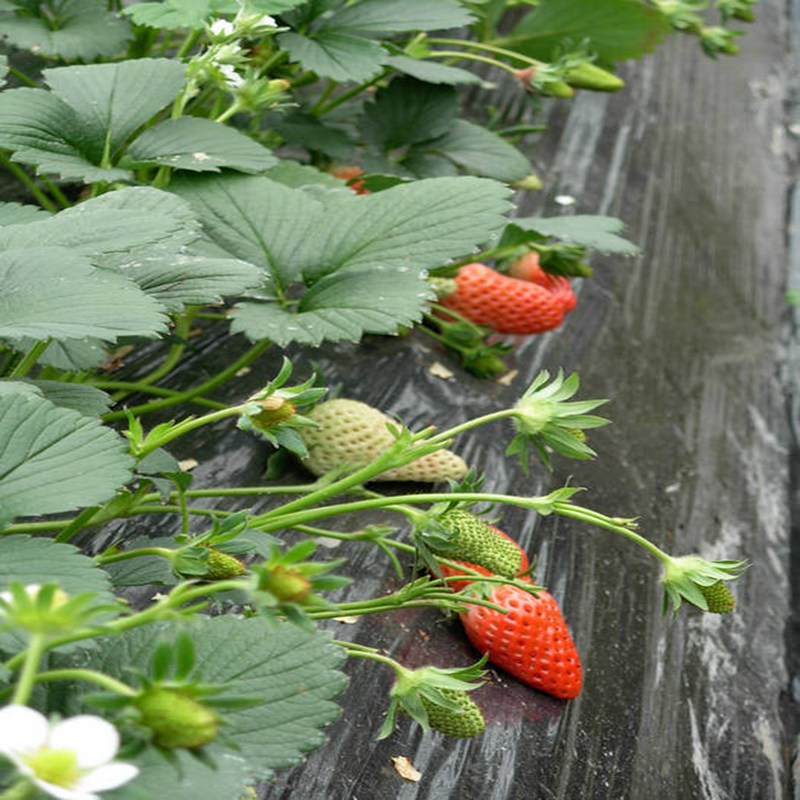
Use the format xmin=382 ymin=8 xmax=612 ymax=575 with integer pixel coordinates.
xmin=509 ymin=253 xmax=577 ymax=313
xmin=438 ymin=525 xmax=530 ymax=592
xmin=460 ymin=582 xmax=582 ymax=700
xmin=439 ymin=263 xmax=574 ymax=335
xmin=329 ymin=165 xmax=370 ymax=195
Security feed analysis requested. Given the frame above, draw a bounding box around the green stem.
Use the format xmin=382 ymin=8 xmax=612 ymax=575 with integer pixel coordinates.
xmin=0 ymin=155 xmax=59 ymax=213
xmin=424 ymin=50 xmax=520 ymax=77
xmin=552 ymin=501 xmax=672 ymax=564
xmin=176 ymin=29 xmax=203 ymax=59
xmin=0 ymin=779 xmax=37 ymax=800
xmin=313 ymin=70 xmax=389 ymax=116
xmin=126 ymin=504 xmax=233 ymax=519
xmin=8 ymin=66 xmax=38 ymax=87
xmin=89 ymin=381 xmax=227 ymax=410
xmin=53 ymin=506 xmax=101 ymax=544
xmin=102 ymin=339 xmax=272 ymax=422
xmin=5 ymin=340 xmax=50 ymax=378
xmin=124 ymin=312 xmax=194 ymax=394
xmin=95 ymin=547 xmax=175 ymax=566
xmin=133 ymin=403 xmax=248 ymax=459
xmin=426 ymin=37 xmax=542 ymax=67
xmin=215 ymin=102 xmax=244 ymax=123
xmin=11 ymin=633 xmax=47 ymax=705
xmin=34 ymin=668 xmax=137 ymax=696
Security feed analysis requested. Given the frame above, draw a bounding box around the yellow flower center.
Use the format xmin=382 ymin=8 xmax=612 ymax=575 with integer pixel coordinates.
xmin=24 ymin=747 xmax=80 ymax=788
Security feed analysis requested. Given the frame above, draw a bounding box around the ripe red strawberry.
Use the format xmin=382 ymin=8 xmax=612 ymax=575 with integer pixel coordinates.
xmin=438 ymin=524 xmax=530 ymax=592
xmin=329 ymin=165 xmax=370 ymax=194
xmin=300 ymin=398 xmax=468 ymax=482
xmin=508 ymin=253 xmax=577 ymax=313
xmin=460 ymin=582 xmax=582 ymax=700
xmin=439 ymin=263 xmax=574 ymax=335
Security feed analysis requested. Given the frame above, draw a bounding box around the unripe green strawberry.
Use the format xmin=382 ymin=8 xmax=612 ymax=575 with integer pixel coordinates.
xmin=203 ymin=549 xmax=246 ymax=580
xmin=136 ymin=688 xmax=219 ymax=749
xmin=540 ymin=80 xmax=574 ymax=98
xmin=299 ymin=399 xmax=468 ymax=483
xmin=699 ymin=581 xmax=735 ymax=613
xmin=433 ymin=510 xmax=524 ymax=578
xmin=564 ymin=62 xmax=625 ymax=92
xmin=260 ymin=565 xmax=312 ymax=603
xmin=420 ymin=689 xmax=485 ymax=738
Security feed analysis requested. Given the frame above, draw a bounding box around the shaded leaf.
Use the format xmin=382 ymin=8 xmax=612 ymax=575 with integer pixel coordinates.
xmin=503 ymin=0 xmax=670 ymax=63
xmin=418 ymin=119 xmax=532 ymax=182
xmin=267 ymin=111 xmax=355 ymax=161
xmin=384 ymin=55 xmax=481 ymax=85
xmin=0 ymin=0 xmax=132 ymax=60
xmin=361 ymin=77 xmax=459 ymax=150
xmin=0 ymin=394 xmax=133 ymax=528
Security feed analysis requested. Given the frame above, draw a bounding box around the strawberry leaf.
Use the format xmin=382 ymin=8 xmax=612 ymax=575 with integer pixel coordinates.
xmin=327 ymin=0 xmax=474 ymax=34
xmin=279 ymin=30 xmax=387 ymax=83
xmin=73 ymin=617 xmax=347 ymax=784
xmin=0 ymin=248 xmax=166 ymax=343
xmin=513 ymin=215 xmax=641 ymax=255
xmin=384 ymin=55 xmax=482 ymax=85
xmin=0 ymin=59 xmax=185 ymax=182
xmin=125 ymin=117 xmax=277 ymax=174
xmin=0 ymin=0 xmax=132 ymax=60
xmin=501 ymin=0 xmax=671 ymax=63
xmin=231 ymin=266 xmax=434 ymax=345
xmin=0 ymin=394 xmax=133 ymax=528
xmin=0 ymin=379 xmax=111 ymax=417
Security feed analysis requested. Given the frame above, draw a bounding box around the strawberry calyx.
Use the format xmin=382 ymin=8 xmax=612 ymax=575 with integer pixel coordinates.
xmin=379 ymin=660 xmax=488 ymax=740
xmin=508 ymin=369 xmax=609 ymax=471
xmin=661 ymin=554 xmax=748 ymax=615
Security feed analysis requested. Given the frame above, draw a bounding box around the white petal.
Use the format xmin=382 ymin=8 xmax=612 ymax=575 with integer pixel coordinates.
xmin=75 ymin=763 xmax=139 ymax=793
xmin=32 ymin=778 xmax=99 ymax=800
xmin=48 ymin=717 xmax=119 ymax=768
xmin=0 ymin=706 xmax=48 ymax=758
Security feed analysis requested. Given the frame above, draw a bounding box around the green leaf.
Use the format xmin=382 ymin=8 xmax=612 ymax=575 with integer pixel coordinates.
xmin=120 ymin=254 xmax=263 ymax=312
xmin=0 ymin=535 xmax=113 ymax=597
xmin=0 ymin=379 xmax=111 ymax=416
xmin=0 ymin=247 xmax=167 ymax=343
xmin=265 ymin=160 xmax=347 ymax=189
xmin=0 ymin=0 xmax=132 ymax=60
xmin=0 ymin=201 xmax=50 ymax=226
xmin=170 ymin=173 xmax=321 ymax=288
xmin=384 ymin=54 xmax=482 ymax=85
xmin=12 ymin=338 xmax=109 ymax=372
xmin=0 ymin=205 xmax=188 ymax=257
xmin=279 ymin=29 xmax=386 ymax=83
xmin=0 ymin=59 xmax=186 ymax=182
xmin=80 ymin=617 xmax=347 ymax=782
xmin=0 ymin=54 xmax=7 ymax=87
xmin=107 ymin=747 xmax=250 ymax=800
xmin=231 ymin=265 xmax=434 ymax=345
xmin=122 ymin=0 xmax=218 ymax=29
xmin=513 ymin=215 xmax=641 ymax=254
xmin=361 ymin=77 xmax=459 ymax=149
xmin=125 ymin=117 xmax=277 ymax=174
xmin=301 ymin=176 xmax=512 ymax=280
xmin=0 ymin=394 xmax=133 ymax=528
xmin=327 ymin=0 xmax=473 ymax=33
xmin=503 ymin=0 xmax=671 ymax=63
xmin=267 ymin=112 xmax=355 ymax=161
xmin=0 ymin=88 xmax=129 ymax=182
xmin=416 ymin=119 xmax=532 ymax=182
xmin=43 ymin=59 xmax=187 ymax=162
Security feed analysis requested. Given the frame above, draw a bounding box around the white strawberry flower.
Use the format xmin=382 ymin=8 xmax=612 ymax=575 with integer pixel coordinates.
xmin=0 ymin=706 xmax=139 ymax=800
xmin=218 ymin=63 xmax=245 ymax=89
xmin=208 ymin=18 xmax=235 ymax=37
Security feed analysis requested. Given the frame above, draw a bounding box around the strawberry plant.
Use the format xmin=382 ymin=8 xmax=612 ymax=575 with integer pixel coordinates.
xmin=0 ymin=0 xmax=761 ymax=797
